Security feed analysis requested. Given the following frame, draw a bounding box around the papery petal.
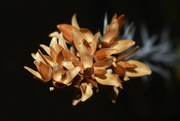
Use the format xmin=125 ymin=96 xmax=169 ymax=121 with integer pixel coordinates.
xmin=64 ymin=66 xmax=81 ymax=85
xmin=102 ymin=20 xmax=119 ymax=45
xmin=94 ymin=49 xmax=117 ymax=61
xmin=34 ymin=61 xmax=52 ymax=81
xmin=62 ymin=61 xmax=75 ymax=70
xmin=116 ymin=46 xmax=139 ymax=61
xmin=111 ymin=40 xmax=135 ymax=54
xmin=24 ymin=66 xmax=44 ymax=81
xmin=93 ymin=57 xmax=114 ymax=69
xmin=72 ymin=29 xmax=93 ymax=68
xmin=80 ymin=83 xmax=93 ymax=102
xmin=113 ymin=64 xmax=126 ymax=76
xmin=126 ymin=60 xmax=152 ymax=77
xmin=37 ymin=49 xmax=53 ymax=67
xmin=58 ymin=33 xmax=69 ymax=51
xmin=40 ymin=44 xmax=50 ymax=55
xmin=34 ymin=51 xmax=46 ymax=63
xmin=90 ymin=32 xmax=100 ymax=55
xmin=49 ymin=37 xmax=61 ymax=53
xmin=31 ymin=53 xmax=36 ymax=60
xmin=50 ymin=46 xmax=58 ymax=62
xmin=95 ymin=73 xmax=122 ymax=87
xmin=71 ymin=14 xmax=80 ymax=29
xmin=57 ymin=24 xmax=75 ymax=43
xmin=117 ymin=14 xmax=125 ymax=30
xmin=79 ymin=28 xmax=94 ymax=43
xmin=53 ymin=63 xmax=64 ymax=82
xmin=49 ymin=31 xmax=60 ymax=38
xmin=117 ymin=61 xmax=137 ymax=69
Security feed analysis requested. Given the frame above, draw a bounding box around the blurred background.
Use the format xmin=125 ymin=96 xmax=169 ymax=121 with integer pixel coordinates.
xmin=1 ymin=0 xmax=180 ymax=121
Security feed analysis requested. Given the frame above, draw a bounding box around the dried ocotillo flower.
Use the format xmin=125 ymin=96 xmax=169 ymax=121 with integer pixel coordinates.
xmin=24 ymin=13 xmax=152 ymax=105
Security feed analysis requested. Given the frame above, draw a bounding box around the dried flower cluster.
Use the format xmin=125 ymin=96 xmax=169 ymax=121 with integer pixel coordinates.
xmin=24 ymin=13 xmax=152 ymax=106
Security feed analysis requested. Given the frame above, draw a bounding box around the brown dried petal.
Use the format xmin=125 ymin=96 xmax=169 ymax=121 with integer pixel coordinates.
xmin=113 ymin=63 xmax=126 ymax=76
xmin=57 ymin=24 xmax=76 ymax=43
xmin=117 ymin=61 xmax=137 ymax=69
xmin=34 ymin=61 xmax=52 ymax=81
xmin=94 ymin=49 xmax=116 ymax=61
xmin=117 ymin=14 xmax=125 ymax=30
xmin=94 ymin=68 xmax=106 ymax=75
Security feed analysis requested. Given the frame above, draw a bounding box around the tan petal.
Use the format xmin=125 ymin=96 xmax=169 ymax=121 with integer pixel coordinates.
xmin=71 ymin=14 xmax=80 ymax=29
xmin=52 ymin=64 xmax=64 ymax=82
xmin=93 ymin=57 xmax=114 ymax=69
xmin=37 ymin=49 xmax=53 ymax=67
xmin=90 ymin=32 xmax=100 ymax=55
xmin=34 ymin=51 xmax=46 ymax=63
xmin=111 ymin=40 xmax=135 ymax=54
xmin=62 ymin=61 xmax=75 ymax=70
xmin=40 ymin=44 xmax=50 ymax=55
xmin=49 ymin=31 xmax=60 ymax=38
xmin=81 ymin=84 xmax=93 ymax=102
xmin=95 ymin=73 xmax=122 ymax=87
xmin=24 ymin=66 xmax=44 ymax=81
xmin=80 ymin=28 xmax=94 ymax=43
xmin=57 ymin=24 xmax=75 ymax=43
xmin=126 ymin=60 xmax=152 ymax=77
xmin=57 ymin=33 xmax=70 ymax=51
xmin=72 ymin=29 xmax=93 ymax=68
xmin=102 ymin=20 xmax=119 ymax=45
xmin=64 ymin=66 xmax=81 ymax=85
xmin=49 ymin=37 xmax=61 ymax=53
xmin=31 ymin=53 xmax=36 ymax=60
xmin=34 ymin=61 xmax=52 ymax=81
xmin=116 ymin=46 xmax=139 ymax=61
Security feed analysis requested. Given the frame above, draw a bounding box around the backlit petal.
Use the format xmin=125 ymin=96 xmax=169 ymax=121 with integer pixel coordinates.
xmin=71 ymin=14 xmax=80 ymax=29
xmin=72 ymin=29 xmax=93 ymax=68
xmin=111 ymin=40 xmax=135 ymax=54
xmin=95 ymin=73 xmax=122 ymax=87
xmin=126 ymin=60 xmax=152 ymax=77
xmin=24 ymin=66 xmax=44 ymax=81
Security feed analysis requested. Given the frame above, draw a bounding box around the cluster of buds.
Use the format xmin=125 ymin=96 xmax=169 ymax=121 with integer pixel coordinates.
xmin=24 ymin=13 xmax=152 ymax=106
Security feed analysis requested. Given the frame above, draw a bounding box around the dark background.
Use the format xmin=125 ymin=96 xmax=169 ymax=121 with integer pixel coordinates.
xmin=1 ymin=0 xmax=180 ymax=121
